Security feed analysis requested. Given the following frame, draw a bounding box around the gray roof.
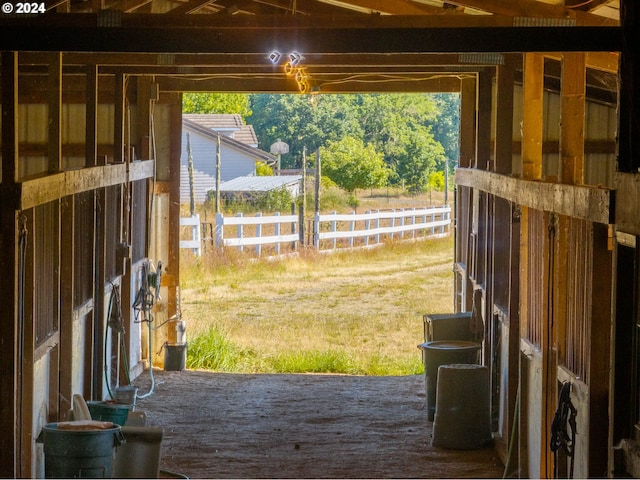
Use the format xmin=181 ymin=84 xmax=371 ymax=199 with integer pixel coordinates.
xmin=182 ymin=114 xmax=258 ymax=146
xmin=183 ymin=118 xmax=275 ymax=164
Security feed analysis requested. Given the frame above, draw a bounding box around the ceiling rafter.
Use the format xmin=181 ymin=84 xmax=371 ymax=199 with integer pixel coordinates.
xmin=108 ymin=0 xmax=154 ymax=13
xmin=312 ymin=0 xmax=457 ymax=15
xmin=440 ymin=0 xmax=618 ymax=25
xmin=165 ymin=0 xmax=218 ymax=15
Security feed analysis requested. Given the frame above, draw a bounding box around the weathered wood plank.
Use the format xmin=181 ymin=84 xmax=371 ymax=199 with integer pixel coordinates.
xmin=615 ymin=173 xmax=640 ymax=235
xmin=455 ymin=168 xmax=611 ymax=224
xmin=19 ymin=162 xmax=156 ymax=210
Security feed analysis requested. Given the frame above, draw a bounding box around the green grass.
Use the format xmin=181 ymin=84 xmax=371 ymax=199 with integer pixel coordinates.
xmin=182 ymin=230 xmax=454 ymax=376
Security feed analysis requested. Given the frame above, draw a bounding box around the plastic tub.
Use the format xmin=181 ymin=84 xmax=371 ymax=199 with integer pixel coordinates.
xmin=87 ymin=401 xmax=130 ymax=426
xmin=37 ymin=421 xmax=124 ymax=478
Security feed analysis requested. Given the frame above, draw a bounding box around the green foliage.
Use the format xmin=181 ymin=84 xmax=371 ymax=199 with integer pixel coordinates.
xmin=428 ymin=171 xmax=445 ymax=191
xmin=428 ymin=93 xmax=461 ymax=169
xmin=255 ymin=162 xmax=273 ymax=176
xmin=248 ymin=93 xmax=458 ymax=193
xmin=256 ymin=187 xmax=294 ymax=212
xmin=187 ymin=326 xmax=254 ymax=371
xmin=182 ymin=93 xmax=252 ymax=118
xmin=247 ymin=94 xmax=363 ymax=169
xmin=319 ymin=136 xmax=390 ymax=193
xmin=220 ymin=187 xmax=294 ymax=214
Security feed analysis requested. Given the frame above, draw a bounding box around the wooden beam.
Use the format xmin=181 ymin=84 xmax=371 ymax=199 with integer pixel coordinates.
xmin=0 ymin=21 xmax=623 ymax=54
xmin=18 ymin=161 xmax=155 ymax=211
xmin=0 ymin=50 xmax=19 ymax=480
xmin=560 ymin=52 xmax=586 ymax=185
xmin=455 ymin=168 xmax=611 ymax=225
xmin=156 ymin=74 xmax=465 ymax=93
xmin=522 ymin=53 xmax=544 ymax=180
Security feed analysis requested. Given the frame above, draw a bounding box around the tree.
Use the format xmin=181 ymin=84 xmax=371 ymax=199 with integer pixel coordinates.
xmin=248 ymin=94 xmax=363 ymax=169
xmin=428 ymin=93 xmax=460 ymax=172
xmin=256 ymin=162 xmax=274 ymax=176
xmin=182 ymin=93 xmax=252 ymax=118
xmin=319 ymin=137 xmax=390 ymax=193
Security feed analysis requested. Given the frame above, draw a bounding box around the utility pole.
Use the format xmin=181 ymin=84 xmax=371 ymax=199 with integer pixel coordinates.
xmin=187 ymin=132 xmax=195 ymax=217
xmin=300 ymin=146 xmax=307 ymax=245
xmin=215 ymin=133 xmax=221 ymax=214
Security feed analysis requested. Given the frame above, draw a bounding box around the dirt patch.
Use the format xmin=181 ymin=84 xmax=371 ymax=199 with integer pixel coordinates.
xmin=133 ymin=370 xmax=504 ymax=479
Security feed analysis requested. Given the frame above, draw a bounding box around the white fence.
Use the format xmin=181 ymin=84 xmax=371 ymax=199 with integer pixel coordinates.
xmin=180 ymin=206 xmax=451 ymax=257
xmin=315 ymin=206 xmax=451 ymax=251
xmin=180 ymin=214 xmax=202 ymax=256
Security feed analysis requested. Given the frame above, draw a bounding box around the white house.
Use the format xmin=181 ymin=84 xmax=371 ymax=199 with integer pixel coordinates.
xmin=180 ymin=114 xmax=275 ymax=204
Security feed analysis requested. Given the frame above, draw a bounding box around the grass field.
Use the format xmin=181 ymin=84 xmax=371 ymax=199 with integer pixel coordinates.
xmin=180 ymin=232 xmax=455 ymax=376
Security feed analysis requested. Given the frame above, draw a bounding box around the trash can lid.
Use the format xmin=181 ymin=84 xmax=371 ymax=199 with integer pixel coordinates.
xmin=417 ymin=340 xmax=480 ymax=351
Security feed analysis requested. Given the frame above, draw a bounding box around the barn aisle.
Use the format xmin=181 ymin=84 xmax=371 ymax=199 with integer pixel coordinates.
xmin=134 ymin=370 xmax=504 ymax=479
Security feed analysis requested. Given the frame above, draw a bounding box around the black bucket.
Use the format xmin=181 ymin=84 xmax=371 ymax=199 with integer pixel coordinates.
xmin=37 ymin=422 xmax=124 ymax=478
xmin=164 ymin=343 xmax=187 ymax=371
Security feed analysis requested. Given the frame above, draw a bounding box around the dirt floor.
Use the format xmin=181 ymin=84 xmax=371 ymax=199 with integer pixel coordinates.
xmin=133 ymin=370 xmax=505 ymax=479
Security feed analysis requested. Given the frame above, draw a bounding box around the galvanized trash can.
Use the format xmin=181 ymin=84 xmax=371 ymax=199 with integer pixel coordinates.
xmin=417 ymin=340 xmax=481 ymax=421
xmin=37 ymin=420 xmax=124 ymax=479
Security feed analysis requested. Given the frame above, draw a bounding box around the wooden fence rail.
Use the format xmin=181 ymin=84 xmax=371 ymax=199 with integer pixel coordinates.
xmin=180 ymin=205 xmax=451 ymax=257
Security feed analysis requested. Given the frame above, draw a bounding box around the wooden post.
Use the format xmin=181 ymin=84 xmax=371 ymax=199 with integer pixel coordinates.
xmin=236 ymin=213 xmax=243 ymax=252
xmin=86 ymin=64 xmax=98 ymax=167
xmin=522 ymin=53 xmax=544 ymax=181
xmin=48 ymin=52 xmax=62 ymax=173
xmin=477 ymin=70 xmax=493 ymax=170
xmin=300 ymin=147 xmax=307 ymax=245
xmin=215 ymin=133 xmax=221 ymax=214
xmin=459 ymin=76 xmax=476 ymax=169
xmin=560 ymin=52 xmax=586 ymax=185
xmin=255 ymin=212 xmax=262 ymax=256
xmin=215 ymin=212 xmax=225 ymax=248
xmin=495 ymin=64 xmax=515 ymax=175
xmin=349 ymin=212 xmax=355 ymax=248
xmin=314 ymin=148 xmax=321 ymax=215
xmin=114 ymin=73 xmax=125 ymax=164
xmin=0 ymin=51 xmax=19 ymax=479
xmin=275 ymin=212 xmax=281 ymax=255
